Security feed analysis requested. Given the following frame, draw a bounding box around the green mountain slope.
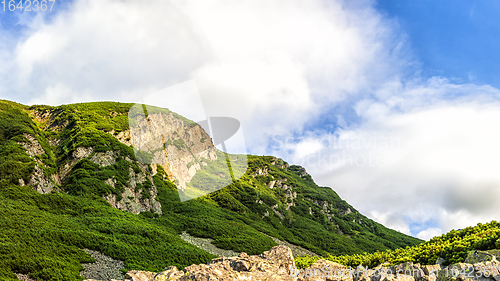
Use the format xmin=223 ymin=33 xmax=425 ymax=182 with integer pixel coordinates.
xmin=0 ymin=100 xmax=422 ymax=280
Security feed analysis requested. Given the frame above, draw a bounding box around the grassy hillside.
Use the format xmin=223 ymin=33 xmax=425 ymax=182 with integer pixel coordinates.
xmin=296 ymin=221 xmax=500 ymax=269
xmin=0 ymin=100 xmax=422 ymax=280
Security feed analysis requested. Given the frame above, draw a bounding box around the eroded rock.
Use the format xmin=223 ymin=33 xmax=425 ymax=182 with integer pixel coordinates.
xmin=92 ymin=246 xmax=296 ymax=281
xmin=83 ymin=248 xmax=500 ymax=281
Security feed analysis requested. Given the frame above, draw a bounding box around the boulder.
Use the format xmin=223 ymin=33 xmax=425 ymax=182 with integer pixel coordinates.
xmin=126 ymin=270 xmax=156 ymax=281
xmin=127 ymin=246 xmax=296 ymax=281
xmin=422 ymin=265 xmax=442 ymax=276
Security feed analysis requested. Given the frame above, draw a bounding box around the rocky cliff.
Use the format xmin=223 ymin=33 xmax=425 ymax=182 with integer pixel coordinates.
xmin=21 ymin=102 xmax=219 ymax=214
xmin=128 ymin=104 xmax=218 ymax=190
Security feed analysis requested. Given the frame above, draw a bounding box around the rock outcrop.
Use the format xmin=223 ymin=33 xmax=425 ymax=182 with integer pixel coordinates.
xmin=17 ymin=133 xmax=56 ymax=193
xmin=129 ymin=109 xmax=218 ymax=190
xmin=156 ymin=245 xmax=295 ymax=280
xmin=85 ymin=246 xmax=296 ymax=281
xmin=82 ymin=249 xmax=500 ymax=281
xmin=102 ymin=161 xmax=163 ymax=215
xmin=21 ymin=106 xmax=221 ymax=215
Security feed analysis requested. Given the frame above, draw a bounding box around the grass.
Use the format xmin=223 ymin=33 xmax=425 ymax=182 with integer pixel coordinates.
xmin=0 ymin=185 xmax=216 ymax=281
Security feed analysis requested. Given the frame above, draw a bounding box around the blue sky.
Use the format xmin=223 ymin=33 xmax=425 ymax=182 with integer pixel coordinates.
xmin=301 ymin=0 xmax=500 ymax=135
xmin=377 ymin=0 xmax=500 ymax=88
xmin=2 ymin=0 xmax=500 ymax=240
xmin=0 ymin=0 xmax=73 ymax=31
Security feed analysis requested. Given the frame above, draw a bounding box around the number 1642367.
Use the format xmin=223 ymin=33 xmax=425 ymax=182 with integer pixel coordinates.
xmin=2 ymin=0 xmax=55 ymax=12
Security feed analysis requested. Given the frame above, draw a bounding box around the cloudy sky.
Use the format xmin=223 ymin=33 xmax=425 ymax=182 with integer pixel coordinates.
xmin=1 ymin=0 xmax=500 ymax=240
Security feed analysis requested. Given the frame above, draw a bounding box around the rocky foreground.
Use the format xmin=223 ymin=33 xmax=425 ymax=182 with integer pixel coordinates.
xmin=83 ymin=246 xmax=500 ymax=281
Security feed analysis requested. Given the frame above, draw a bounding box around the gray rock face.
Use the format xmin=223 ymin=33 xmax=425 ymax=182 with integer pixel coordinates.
xmin=103 ymin=162 xmax=163 ymax=215
xmin=59 ymin=147 xmax=96 ymax=182
xmin=28 ymin=165 xmax=55 ymax=194
xmin=23 ymin=106 xmax=221 ymax=214
xmin=18 ymin=132 xmax=165 ymax=214
xmin=19 ymin=133 xmax=45 ymax=157
xmin=271 ymin=157 xmax=290 ymax=170
xmin=17 ymin=133 xmax=56 ymax=193
xmin=15 ymin=273 xmax=36 ymax=281
xmin=90 ymin=151 xmax=119 ymax=167
xmin=129 ymin=111 xmax=218 ymax=190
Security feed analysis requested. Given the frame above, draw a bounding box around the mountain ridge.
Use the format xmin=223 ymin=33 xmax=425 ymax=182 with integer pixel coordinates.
xmin=0 ymin=99 xmax=422 ymax=280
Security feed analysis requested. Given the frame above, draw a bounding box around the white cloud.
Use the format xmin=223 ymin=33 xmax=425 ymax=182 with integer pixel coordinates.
xmin=2 ymin=0 xmax=500 ymax=238
xmin=438 ymin=208 xmax=499 ymax=233
xmin=7 ymin=0 xmax=209 ymax=103
xmin=30 ymin=83 xmax=93 ymax=105
xmin=284 ymin=82 xmax=500 ymax=236
xmin=0 ymin=0 xmax=408 ymax=154
xmin=16 ymin=31 xmax=67 ymax=76
xmin=417 ymin=227 xmax=443 ymax=241
xmin=369 ymin=210 xmax=411 ymax=235
xmin=293 ymin=138 xmax=324 ymax=159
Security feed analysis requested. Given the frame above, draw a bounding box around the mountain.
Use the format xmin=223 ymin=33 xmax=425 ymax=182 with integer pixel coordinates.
xmin=0 ymin=99 xmax=422 ymax=280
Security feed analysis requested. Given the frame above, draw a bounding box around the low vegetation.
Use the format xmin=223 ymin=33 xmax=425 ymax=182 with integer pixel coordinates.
xmin=296 ymin=221 xmax=500 ymax=269
xmin=0 ymin=100 xmax=425 ymax=280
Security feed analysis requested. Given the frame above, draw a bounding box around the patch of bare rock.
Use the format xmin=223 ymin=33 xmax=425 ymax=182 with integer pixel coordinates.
xmin=81 ymin=249 xmax=126 ymax=281
xmin=179 ymin=231 xmax=240 ymax=258
xmin=83 ymin=248 xmax=500 ymax=281
xmin=15 ymin=273 xmax=36 ymax=281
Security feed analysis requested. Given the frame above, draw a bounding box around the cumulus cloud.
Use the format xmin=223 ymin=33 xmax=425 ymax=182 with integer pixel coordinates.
xmin=281 ymin=82 xmax=500 ymax=236
xmin=0 ymin=0 xmax=409 ymax=152
xmin=369 ymin=210 xmax=411 ymax=235
xmin=9 ymin=0 xmax=208 ymax=102
xmin=417 ymin=227 xmax=443 ymax=241
xmin=29 ymin=83 xmax=93 ymax=105
xmin=1 ymin=0 xmax=499 ymax=237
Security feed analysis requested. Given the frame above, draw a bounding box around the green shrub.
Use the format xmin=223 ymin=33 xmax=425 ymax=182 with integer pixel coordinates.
xmin=296 ymin=221 xmax=500 ymax=269
xmin=0 ymin=100 xmax=427 ymax=279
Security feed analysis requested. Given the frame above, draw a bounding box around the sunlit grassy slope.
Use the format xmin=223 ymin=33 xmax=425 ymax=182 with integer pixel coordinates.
xmin=0 ymin=100 xmax=422 ymax=280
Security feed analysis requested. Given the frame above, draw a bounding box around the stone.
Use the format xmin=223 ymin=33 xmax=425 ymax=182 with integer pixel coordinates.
xmin=15 ymin=273 xmax=36 ymax=281
xmin=126 ymin=270 xmax=156 ymax=281
xmin=154 ymin=266 xmax=184 ymax=281
xmin=423 ymin=265 xmax=441 ymax=276
xmin=28 ymin=164 xmax=55 ymax=194
xmin=15 ymin=133 xmax=56 ymax=194
xmin=83 ymin=246 xmax=500 ymax=281
xmin=119 ymin=246 xmax=297 ymax=281
xmin=383 ymin=274 xmax=415 ymax=281
xmin=19 ymin=133 xmax=45 ymax=157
